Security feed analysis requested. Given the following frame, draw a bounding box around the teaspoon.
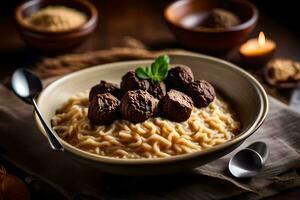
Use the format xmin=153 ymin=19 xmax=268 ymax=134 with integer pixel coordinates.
xmin=228 ymin=141 xmax=268 ymax=178
xmin=11 ymin=68 xmax=64 ymax=151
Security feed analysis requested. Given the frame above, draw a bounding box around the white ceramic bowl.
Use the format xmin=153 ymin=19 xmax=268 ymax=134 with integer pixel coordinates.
xmin=35 ymin=53 xmax=268 ymax=175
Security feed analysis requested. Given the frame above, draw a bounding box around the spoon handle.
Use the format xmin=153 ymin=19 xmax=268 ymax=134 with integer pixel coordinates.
xmin=32 ymin=99 xmax=64 ymax=151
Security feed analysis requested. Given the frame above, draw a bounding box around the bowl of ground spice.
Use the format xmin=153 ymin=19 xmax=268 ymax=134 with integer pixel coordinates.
xmin=164 ymin=0 xmax=258 ymax=52
xmin=15 ymin=0 xmax=98 ymax=52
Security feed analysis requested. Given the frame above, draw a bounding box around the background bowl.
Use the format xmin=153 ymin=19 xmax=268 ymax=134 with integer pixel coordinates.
xmin=15 ymin=0 xmax=98 ymax=52
xmin=35 ymin=53 xmax=268 ymax=175
xmin=164 ymin=0 xmax=258 ymax=52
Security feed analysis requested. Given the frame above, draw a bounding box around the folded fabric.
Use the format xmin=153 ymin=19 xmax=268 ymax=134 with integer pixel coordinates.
xmin=0 ymin=82 xmax=299 ymax=200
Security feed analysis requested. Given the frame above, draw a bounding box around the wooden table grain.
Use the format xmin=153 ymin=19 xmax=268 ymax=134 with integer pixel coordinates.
xmin=0 ymin=0 xmax=299 ymax=199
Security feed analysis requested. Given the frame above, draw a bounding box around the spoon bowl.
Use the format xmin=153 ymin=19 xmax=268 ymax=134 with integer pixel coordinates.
xmin=12 ymin=68 xmax=43 ymax=103
xmin=11 ymin=68 xmax=64 ymax=151
xmin=229 ymin=148 xmax=263 ymax=178
xmin=247 ymin=141 xmax=269 ymax=164
xmin=229 ymin=141 xmax=268 ymax=178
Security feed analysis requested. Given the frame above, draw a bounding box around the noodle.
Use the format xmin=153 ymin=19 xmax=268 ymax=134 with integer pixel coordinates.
xmin=51 ymin=91 xmax=240 ymax=159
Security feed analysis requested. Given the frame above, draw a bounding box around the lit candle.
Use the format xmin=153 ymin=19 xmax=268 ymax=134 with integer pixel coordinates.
xmin=240 ymin=32 xmax=276 ymax=64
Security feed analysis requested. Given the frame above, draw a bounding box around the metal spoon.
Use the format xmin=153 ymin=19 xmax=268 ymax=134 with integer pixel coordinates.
xmin=11 ymin=68 xmax=64 ymax=151
xmin=228 ymin=141 xmax=268 ymax=178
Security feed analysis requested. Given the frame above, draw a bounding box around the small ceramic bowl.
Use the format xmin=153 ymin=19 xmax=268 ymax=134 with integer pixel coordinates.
xmin=164 ymin=0 xmax=258 ymax=52
xmin=15 ymin=0 xmax=98 ymax=52
xmin=35 ymin=52 xmax=268 ymax=175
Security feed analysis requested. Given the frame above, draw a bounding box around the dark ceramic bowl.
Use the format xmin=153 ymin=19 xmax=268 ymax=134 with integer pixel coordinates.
xmin=15 ymin=0 xmax=98 ymax=52
xmin=35 ymin=53 xmax=268 ymax=175
xmin=164 ymin=0 xmax=258 ymax=52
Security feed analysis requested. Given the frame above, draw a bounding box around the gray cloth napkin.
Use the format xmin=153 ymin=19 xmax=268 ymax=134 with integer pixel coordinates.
xmin=0 ymin=81 xmax=299 ymax=200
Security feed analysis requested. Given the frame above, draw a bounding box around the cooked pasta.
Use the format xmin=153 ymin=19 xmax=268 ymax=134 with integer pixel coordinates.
xmin=51 ymin=91 xmax=241 ymax=159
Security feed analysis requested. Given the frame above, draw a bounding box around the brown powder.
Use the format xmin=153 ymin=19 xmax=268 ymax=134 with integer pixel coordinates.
xmin=201 ymin=8 xmax=241 ymax=28
xmin=24 ymin=6 xmax=87 ymax=32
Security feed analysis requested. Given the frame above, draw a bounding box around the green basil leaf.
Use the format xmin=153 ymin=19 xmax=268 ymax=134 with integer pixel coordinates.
xmin=155 ymin=56 xmax=164 ymax=66
xmin=158 ymin=62 xmax=168 ymax=74
xmin=157 ymin=66 xmax=168 ymax=81
xmin=135 ymin=67 xmax=150 ymax=79
xmin=152 ymin=54 xmax=170 ymax=82
xmin=157 ymin=63 xmax=168 ymax=78
xmin=155 ymin=54 xmax=170 ymax=66
xmin=151 ymin=62 xmax=159 ymax=77
xmin=163 ymin=54 xmax=170 ymax=64
xmin=161 ymin=70 xmax=169 ymax=80
xmin=136 ymin=55 xmax=170 ymax=82
xmin=145 ymin=67 xmax=153 ymax=77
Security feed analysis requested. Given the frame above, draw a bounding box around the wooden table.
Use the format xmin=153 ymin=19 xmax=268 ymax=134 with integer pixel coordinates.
xmin=0 ymin=0 xmax=299 ymax=199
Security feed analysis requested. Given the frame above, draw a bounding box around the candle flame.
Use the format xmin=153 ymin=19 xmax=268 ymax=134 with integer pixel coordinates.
xmin=258 ymin=32 xmax=265 ymax=47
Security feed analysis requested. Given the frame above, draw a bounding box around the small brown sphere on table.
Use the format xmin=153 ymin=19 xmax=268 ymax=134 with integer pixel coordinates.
xmin=264 ymin=58 xmax=300 ymax=88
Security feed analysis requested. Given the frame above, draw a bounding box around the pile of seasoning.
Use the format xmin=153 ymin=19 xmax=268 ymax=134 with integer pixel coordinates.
xmin=201 ymin=8 xmax=241 ymax=28
xmin=24 ymin=6 xmax=87 ymax=32
xmin=264 ymin=58 xmax=300 ymax=88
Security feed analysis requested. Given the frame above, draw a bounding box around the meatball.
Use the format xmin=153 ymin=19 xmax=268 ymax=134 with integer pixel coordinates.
xmin=148 ymin=81 xmax=167 ymax=100
xmin=159 ymin=89 xmax=193 ymax=122
xmin=89 ymin=80 xmax=123 ymax=101
xmin=88 ymin=93 xmax=120 ymax=125
xmin=121 ymin=71 xmax=150 ymax=93
xmin=186 ymin=80 xmax=215 ymax=108
xmin=120 ymin=90 xmax=158 ymax=123
xmin=165 ymin=65 xmax=194 ymax=90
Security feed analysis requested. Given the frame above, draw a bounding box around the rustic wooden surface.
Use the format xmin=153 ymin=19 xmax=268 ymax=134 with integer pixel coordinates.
xmin=0 ymin=0 xmax=299 ymax=199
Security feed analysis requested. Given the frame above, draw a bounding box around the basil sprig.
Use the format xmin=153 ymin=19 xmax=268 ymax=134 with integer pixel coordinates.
xmin=135 ymin=55 xmax=170 ymax=82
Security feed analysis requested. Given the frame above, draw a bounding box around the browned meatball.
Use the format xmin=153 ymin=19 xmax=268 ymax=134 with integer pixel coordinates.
xmin=89 ymin=80 xmax=123 ymax=101
xmin=165 ymin=65 xmax=194 ymax=90
xmin=120 ymin=90 xmax=158 ymax=123
xmin=88 ymin=93 xmax=120 ymax=125
xmin=186 ymin=80 xmax=215 ymax=108
xmin=121 ymin=71 xmax=150 ymax=93
xmin=148 ymin=81 xmax=167 ymax=100
xmin=159 ymin=89 xmax=193 ymax=122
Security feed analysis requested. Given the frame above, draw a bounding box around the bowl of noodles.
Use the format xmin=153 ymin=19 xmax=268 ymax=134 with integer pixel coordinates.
xmin=35 ymin=52 xmax=268 ymax=175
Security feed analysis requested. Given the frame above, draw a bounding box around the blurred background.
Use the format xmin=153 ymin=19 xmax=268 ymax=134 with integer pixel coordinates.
xmin=0 ymin=0 xmax=299 ymax=199
xmin=0 ymin=0 xmax=299 ymax=73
